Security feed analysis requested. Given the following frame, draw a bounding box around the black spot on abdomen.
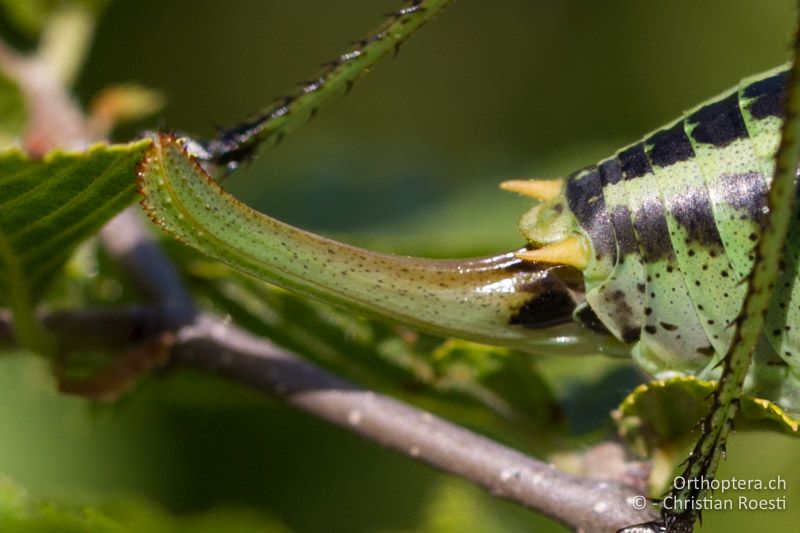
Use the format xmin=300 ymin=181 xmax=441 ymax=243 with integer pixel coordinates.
xmin=717 ymin=171 xmax=769 ymax=224
xmin=609 ymin=204 xmax=639 ymax=257
xmin=744 ymin=69 xmax=788 ymax=119
xmin=670 ymin=187 xmax=725 ymax=249
xmin=632 ymin=199 xmax=674 ymax=263
xmin=687 ymin=92 xmax=748 ymax=148
xmin=598 ymin=157 xmax=623 ymax=186
xmin=645 ymin=121 xmax=695 ymax=168
xmin=574 ymin=305 xmax=611 ymax=335
xmin=618 ymin=143 xmax=652 ymax=180
xmin=565 ymin=167 xmax=616 ymax=260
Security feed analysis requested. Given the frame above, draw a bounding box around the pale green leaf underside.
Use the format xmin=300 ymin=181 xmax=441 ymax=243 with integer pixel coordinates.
xmin=0 ymin=139 xmax=151 ymax=352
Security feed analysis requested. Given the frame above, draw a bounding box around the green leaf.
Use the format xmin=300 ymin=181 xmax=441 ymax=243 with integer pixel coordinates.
xmin=613 ymin=375 xmax=800 ymax=458
xmin=0 ymin=140 xmax=151 ymax=354
xmin=0 ymin=71 xmax=26 ymax=149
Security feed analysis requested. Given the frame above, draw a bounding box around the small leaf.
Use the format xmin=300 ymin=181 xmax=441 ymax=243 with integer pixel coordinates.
xmin=613 ymin=375 xmax=800 ymax=457
xmin=0 ymin=140 xmax=150 ymax=354
xmin=88 ymin=84 xmax=165 ymax=137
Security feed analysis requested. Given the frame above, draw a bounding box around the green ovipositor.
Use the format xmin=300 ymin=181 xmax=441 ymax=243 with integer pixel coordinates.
xmin=138 ymin=65 xmax=800 ymax=416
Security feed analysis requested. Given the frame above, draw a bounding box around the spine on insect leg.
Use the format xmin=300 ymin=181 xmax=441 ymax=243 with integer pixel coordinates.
xmin=195 ymin=0 xmax=455 ymax=172
xmin=137 ymin=134 xmax=620 ymax=357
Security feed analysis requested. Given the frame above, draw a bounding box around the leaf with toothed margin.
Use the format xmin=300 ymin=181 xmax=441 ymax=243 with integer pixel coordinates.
xmin=0 ymin=139 xmax=151 ymax=354
xmin=613 ymin=375 xmax=800 ymax=458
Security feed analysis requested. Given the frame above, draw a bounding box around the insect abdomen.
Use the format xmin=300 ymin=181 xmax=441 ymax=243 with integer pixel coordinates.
xmin=565 ymin=66 xmax=800 ymax=405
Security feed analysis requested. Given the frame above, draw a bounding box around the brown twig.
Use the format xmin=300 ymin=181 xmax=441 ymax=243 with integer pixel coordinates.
xmin=0 ymin=308 xmax=656 ymax=531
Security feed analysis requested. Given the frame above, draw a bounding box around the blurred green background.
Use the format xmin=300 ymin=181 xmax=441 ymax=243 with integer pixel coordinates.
xmin=3 ymin=1 xmax=800 ymax=531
